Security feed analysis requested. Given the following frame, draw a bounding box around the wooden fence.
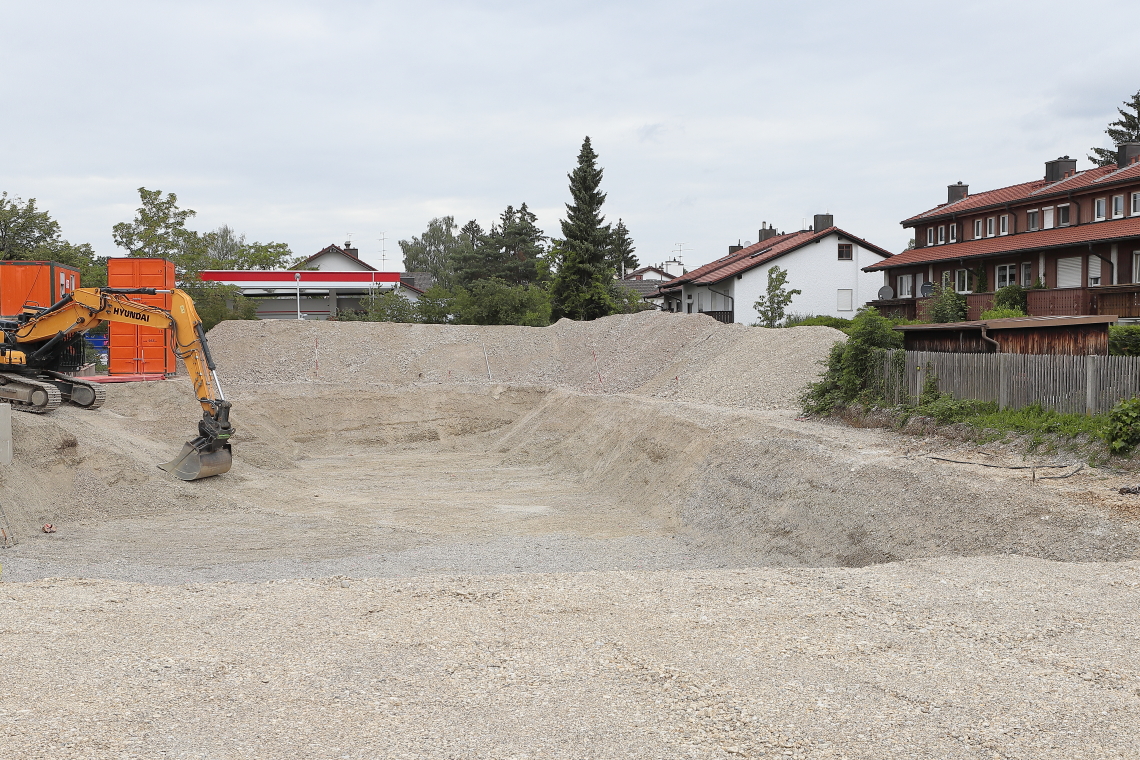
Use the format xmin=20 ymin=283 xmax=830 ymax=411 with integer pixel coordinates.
xmin=874 ymin=350 xmax=1140 ymax=414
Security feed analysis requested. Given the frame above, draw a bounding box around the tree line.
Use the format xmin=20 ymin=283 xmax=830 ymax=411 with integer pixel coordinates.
xmin=370 ymin=136 xmax=642 ymax=326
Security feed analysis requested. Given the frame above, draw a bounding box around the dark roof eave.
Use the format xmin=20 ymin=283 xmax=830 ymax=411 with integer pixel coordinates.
xmin=863 ymin=229 xmax=1140 ymax=272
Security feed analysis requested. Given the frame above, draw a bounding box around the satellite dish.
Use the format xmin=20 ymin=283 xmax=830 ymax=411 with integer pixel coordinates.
xmin=877 ymin=285 xmax=895 ymax=300
xmin=919 ymin=281 xmax=934 ymax=297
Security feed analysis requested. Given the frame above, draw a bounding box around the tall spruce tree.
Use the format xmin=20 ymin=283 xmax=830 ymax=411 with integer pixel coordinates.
xmin=608 ymin=218 xmax=638 ymax=277
xmin=1089 ymin=89 xmax=1140 ymax=166
xmin=550 ymin=137 xmax=614 ymax=321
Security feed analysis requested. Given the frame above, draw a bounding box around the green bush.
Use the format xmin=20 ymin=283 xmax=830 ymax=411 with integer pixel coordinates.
xmin=1105 ymin=396 xmax=1140 ymax=455
xmin=1109 ymin=325 xmax=1140 ymax=356
xmin=980 ymin=307 xmax=1027 ymax=320
xmin=992 ymin=283 xmax=1027 ymax=313
xmin=783 ymin=314 xmax=854 ymax=330
xmin=800 ymin=307 xmax=902 ymax=414
xmin=926 ymin=284 xmax=967 ymax=323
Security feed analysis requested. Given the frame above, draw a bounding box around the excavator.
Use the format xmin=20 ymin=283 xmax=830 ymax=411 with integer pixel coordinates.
xmin=0 ymin=287 xmax=233 ymax=481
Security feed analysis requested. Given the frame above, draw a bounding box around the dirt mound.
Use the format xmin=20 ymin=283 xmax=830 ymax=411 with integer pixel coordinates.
xmin=206 ymin=310 xmax=840 ymax=409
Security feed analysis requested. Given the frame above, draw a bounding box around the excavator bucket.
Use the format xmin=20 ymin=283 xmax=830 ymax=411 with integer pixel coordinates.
xmin=159 ymin=441 xmax=233 ymax=481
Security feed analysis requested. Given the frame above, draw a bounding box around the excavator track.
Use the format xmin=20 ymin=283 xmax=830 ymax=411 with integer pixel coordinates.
xmin=0 ymin=373 xmax=63 ymax=414
xmin=42 ymin=371 xmax=107 ymax=410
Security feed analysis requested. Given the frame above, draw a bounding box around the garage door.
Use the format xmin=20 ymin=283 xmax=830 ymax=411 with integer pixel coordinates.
xmin=1056 ymin=256 xmax=1082 ymax=288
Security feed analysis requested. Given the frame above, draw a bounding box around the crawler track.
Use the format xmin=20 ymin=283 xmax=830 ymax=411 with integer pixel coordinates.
xmin=42 ymin=371 xmax=107 ymax=410
xmin=0 ymin=373 xmax=63 ymax=414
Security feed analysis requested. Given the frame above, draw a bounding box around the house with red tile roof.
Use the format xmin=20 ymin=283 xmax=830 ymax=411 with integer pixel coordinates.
xmin=657 ymin=215 xmax=893 ymax=323
xmin=865 ymin=143 xmax=1140 ymax=321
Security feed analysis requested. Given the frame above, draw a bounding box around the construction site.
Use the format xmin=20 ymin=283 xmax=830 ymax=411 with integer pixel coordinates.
xmin=2 ymin=311 xmax=1140 ymax=758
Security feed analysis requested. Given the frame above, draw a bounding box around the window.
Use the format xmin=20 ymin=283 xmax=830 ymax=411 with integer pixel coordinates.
xmin=996 ymin=264 xmax=1017 ymax=289
xmin=1057 ymin=204 xmax=1070 ymax=226
xmin=1133 ymin=192 xmax=1140 ymax=215
xmin=898 ymin=274 xmax=914 ymax=298
xmin=1057 ymin=256 xmax=1082 ymax=288
xmin=974 ymin=219 xmax=983 ymax=239
xmin=1089 ymin=256 xmax=1101 ymax=286
xmin=837 ymin=243 xmax=853 ymax=260
xmin=986 ymin=217 xmax=995 ymax=237
xmin=837 ymin=289 xmax=853 ymax=311
xmin=1134 ymin=252 xmax=1140 ymax=283
xmin=955 ymin=269 xmax=971 ymax=294
xmin=1095 ymin=198 xmax=1107 ymax=220
xmin=1043 ymin=207 xmax=1054 ymax=229
xmin=938 ymin=226 xmax=946 ymax=244
xmin=1027 ymin=210 xmax=1039 ymax=231
xmin=926 ymin=228 xmax=934 ymax=246
xmin=999 ymin=215 xmax=1009 ymax=235
xmin=1022 ymin=262 xmax=1033 ymax=287
xmin=1113 ymin=195 xmax=1125 ymax=218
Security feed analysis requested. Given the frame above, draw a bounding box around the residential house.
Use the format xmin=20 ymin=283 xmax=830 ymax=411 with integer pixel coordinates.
xmin=865 ymin=144 xmax=1140 ymax=321
xmin=617 ymin=265 xmax=677 ymax=308
xmin=657 ymin=215 xmax=893 ymax=323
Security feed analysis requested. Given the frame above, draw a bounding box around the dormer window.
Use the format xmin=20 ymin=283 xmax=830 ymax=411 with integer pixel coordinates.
xmin=926 ymin=228 xmax=934 ymax=246
xmin=1113 ymin=195 xmax=1125 ymax=218
xmin=1057 ymin=204 xmax=1070 ymax=226
xmin=1043 ymin=207 xmax=1054 ymax=229
xmin=1095 ymin=198 xmax=1107 ymax=220
xmin=986 ymin=217 xmax=995 ymax=237
xmin=1133 ymin=192 xmax=1140 ymax=215
xmin=949 ymin=224 xmax=957 ymax=242
xmin=1027 ymin=210 xmax=1039 ymax=231
xmin=973 ymin=220 xmax=983 ymax=239
xmin=938 ymin=226 xmax=946 ymax=244
xmin=999 ymin=215 xmax=1009 ymax=235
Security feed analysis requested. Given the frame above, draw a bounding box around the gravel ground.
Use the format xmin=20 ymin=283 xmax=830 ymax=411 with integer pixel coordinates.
xmin=2 ymin=557 xmax=1138 ymax=759
xmin=3 ymin=317 xmax=1140 ymax=758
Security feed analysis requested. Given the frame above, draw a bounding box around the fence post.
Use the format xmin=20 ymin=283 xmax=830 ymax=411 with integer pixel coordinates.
xmin=998 ymin=354 xmax=1009 ymax=410
xmin=1085 ymin=355 xmax=1097 ymax=415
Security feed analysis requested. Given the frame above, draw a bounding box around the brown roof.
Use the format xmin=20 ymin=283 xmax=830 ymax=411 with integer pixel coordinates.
xmin=894 ymin=315 xmax=1118 ymax=331
xmin=903 ymin=162 xmax=1140 ymax=225
xmin=865 ymin=215 xmax=1140 ymax=271
xmin=660 ymin=227 xmax=893 ymax=290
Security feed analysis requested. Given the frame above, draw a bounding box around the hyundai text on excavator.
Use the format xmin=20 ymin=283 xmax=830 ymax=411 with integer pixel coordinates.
xmin=0 ymin=287 xmax=234 ymax=480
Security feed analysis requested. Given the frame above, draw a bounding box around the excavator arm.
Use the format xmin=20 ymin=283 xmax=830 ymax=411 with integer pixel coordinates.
xmin=4 ymin=287 xmax=234 ymax=480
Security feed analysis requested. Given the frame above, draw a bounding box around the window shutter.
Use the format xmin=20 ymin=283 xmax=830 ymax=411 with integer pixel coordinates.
xmin=1056 ymin=256 xmax=1082 ymax=288
xmin=837 ymin=289 xmax=853 ymax=311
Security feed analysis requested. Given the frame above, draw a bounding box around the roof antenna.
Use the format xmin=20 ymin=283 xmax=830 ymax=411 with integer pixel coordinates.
xmin=378 ymin=232 xmax=387 ymax=270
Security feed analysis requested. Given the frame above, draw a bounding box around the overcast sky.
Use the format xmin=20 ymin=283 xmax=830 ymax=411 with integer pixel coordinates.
xmin=3 ymin=0 xmax=1137 ymax=272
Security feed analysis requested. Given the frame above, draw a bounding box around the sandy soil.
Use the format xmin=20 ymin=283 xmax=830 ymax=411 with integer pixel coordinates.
xmin=2 ymin=312 xmax=1139 ymax=758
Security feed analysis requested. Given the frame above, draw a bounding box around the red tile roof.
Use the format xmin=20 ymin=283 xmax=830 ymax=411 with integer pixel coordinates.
xmin=297 ymin=244 xmax=378 ymax=271
xmin=660 ymin=227 xmax=893 ymax=290
xmin=902 ymin=162 xmax=1140 ymax=225
xmin=864 ymin=215 xmax=1140 ymax=270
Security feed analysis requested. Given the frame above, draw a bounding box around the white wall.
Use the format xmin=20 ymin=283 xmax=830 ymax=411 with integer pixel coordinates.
xmin=676 ymin=233 xmax=887 ymax=322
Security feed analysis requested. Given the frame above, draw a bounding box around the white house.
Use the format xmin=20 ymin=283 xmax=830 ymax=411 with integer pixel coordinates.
xmin=657 ymin=215 xmax=893 ymax=323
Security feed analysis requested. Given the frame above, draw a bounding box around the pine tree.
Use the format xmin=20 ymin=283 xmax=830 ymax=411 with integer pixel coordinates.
xmin=550 ymin=137 xmax=615 ymax=321
xmin=1089 ymin=89 xmax=1140 ymax=167
xmin=608 ymin=218 xmax=638 ymax=277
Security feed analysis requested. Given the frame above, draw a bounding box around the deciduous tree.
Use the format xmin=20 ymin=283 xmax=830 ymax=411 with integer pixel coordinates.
xmin=752 ymin=266 xmax=801 ymax=327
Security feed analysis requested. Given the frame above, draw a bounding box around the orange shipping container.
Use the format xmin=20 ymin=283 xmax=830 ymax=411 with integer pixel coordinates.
xmin=0 ymin=261 xmax=80 ymax=318
xmin=106 ymin=258 xmax=177 ymax=375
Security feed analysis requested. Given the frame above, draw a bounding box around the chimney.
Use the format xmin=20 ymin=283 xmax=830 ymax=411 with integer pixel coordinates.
xmin=813 ymin=213 xmax=834 ymax=231
xmin=1044 ymin=156 xmax=1077 ymax=182
xmin=344 ymin=241 xmax=359 ymax=259
xmin=1117 ymin=143 xmax=1140 ymax=169
xmin=728 ymin=243 xmax=743 ymax=254
xmin=757 ymin=222 xmax=780 ymax=242
xmin=947 ymin=181 xmax=968 ymax=203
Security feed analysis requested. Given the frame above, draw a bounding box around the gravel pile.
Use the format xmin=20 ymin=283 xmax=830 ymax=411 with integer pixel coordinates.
xmin=206 ymin=311 xmax=842 ymax=410
xmin=2 ymin=557 xmax=1137 ymax=758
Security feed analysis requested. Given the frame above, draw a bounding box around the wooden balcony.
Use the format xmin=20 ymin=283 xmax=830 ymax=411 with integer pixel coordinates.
xmin=871 ymin=284 xmax=1140 ymax=321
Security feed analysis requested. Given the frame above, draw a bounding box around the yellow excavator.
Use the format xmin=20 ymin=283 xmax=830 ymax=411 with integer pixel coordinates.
xmin=0 ymin=287 xmax=233 ymax=480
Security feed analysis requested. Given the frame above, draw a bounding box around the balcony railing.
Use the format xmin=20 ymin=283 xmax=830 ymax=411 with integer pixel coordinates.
xmin=702 ymin=310 xmax=735 ymax=324
xmin=872 ymin=284 xmax=1140 ymax=320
